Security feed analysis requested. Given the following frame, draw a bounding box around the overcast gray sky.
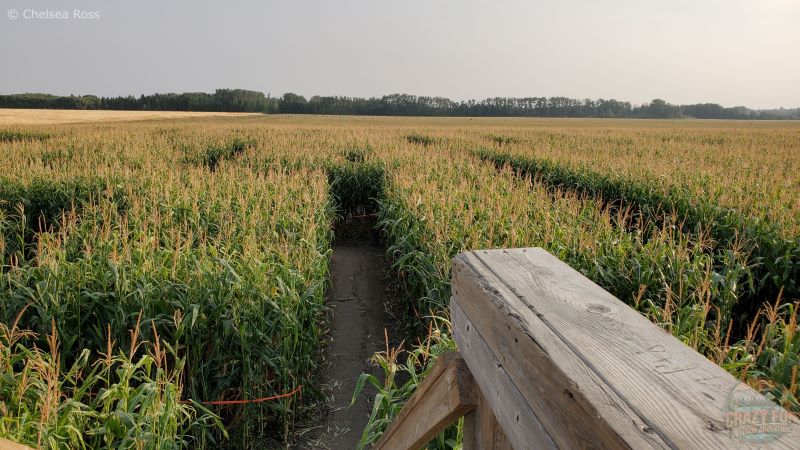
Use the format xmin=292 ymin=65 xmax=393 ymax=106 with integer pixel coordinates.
xmin=1 ymin=0 xmax=798 ymax=108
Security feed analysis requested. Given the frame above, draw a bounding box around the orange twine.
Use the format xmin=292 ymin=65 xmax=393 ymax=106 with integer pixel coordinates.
xmin=181 ymin=384 xmax=303 ymax=406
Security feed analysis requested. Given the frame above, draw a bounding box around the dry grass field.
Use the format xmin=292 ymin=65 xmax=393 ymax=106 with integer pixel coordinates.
xmin=0 ymin=108 xmax=262 ymax=125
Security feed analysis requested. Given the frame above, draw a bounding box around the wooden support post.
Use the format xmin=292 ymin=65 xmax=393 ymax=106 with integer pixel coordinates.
xmin=452 ymin=300 xmax=557 ymax=449
xmin=376 ymin=352 xmax=477 ymax=450
xmin=463 ymin=389 xmax=512 ymax=450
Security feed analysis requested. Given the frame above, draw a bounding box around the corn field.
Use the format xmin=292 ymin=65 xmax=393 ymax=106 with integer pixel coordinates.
xmin=0 ymin=116 xmax=797 ymax=448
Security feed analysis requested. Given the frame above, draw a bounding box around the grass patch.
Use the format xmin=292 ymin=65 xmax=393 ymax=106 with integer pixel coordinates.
xmin=405 ymin=133 xmax=439 ymax=146
xmin=195 ymin=137 xmax=255 ymax=171
xmin=202 ymin=137 xmax=254 ymax=171
xmin=0 ymin=129 xmax=51 ymax=142
xmin=487 ymin=133 xmax=519 ymax=146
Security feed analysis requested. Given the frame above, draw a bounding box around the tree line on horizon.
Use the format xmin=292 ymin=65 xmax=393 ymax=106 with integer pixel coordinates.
xmin=0 ymin=89 xmax=798 ymax=120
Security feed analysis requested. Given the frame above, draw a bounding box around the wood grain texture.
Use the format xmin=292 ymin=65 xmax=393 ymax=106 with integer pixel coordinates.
xmin=376 ymin=351 xmax=477 ymax=450
xmin=454 ymin=254 xmax=664 ymax=449
xmin=451 ymin=247 xmax=800 ymax=449
xmin=463 ymin=389 xmax=513 ymax=450
xmin=453 ymin=300 xmax=557 ymax=449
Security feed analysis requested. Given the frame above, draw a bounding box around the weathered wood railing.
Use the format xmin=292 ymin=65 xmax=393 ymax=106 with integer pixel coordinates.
xmin=377 ymin=248 xmax=800 ymax=449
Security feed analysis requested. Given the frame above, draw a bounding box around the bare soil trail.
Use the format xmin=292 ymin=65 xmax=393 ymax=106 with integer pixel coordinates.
xmin=305 ymin=244 xmax=397 ymax=449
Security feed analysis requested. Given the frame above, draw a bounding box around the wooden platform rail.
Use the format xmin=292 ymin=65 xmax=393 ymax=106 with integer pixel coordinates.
xmin=377 ymin=248 xmax=800 ymax=449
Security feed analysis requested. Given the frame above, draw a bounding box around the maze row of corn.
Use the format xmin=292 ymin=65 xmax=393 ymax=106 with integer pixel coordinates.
xmin=0 ymin=117 xmax=797 ymax=449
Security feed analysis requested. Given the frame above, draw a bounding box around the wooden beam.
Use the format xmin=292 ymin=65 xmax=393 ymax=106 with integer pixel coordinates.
xmin=453 ymin=253 xmax=664 ymax=448
xmin=452 ymin=300 xmax=557 ymax=449
xmin=452 ymin=248 xmax=800 ymax=449
xmin=376 ymin=351 xmax=477 ymax=450
xmin=463 ymin=383 xmax=513 ymax=450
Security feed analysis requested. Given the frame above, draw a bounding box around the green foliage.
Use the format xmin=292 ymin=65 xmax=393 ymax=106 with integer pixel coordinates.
xmin=0 ymin=168 xmax=334 ymax=447
xmin=3 ymin=91 xmax=796 ymax=119
xmin=351 ymin=321 xmax=458 ymax=449
xmin=753 ymin=302 xmax=800 ymax=411
xmin=359 ymin=146 xmax=799 ymax=447
xmin=326 ymin=155 xmax=384 ymax=218
xmin=405 ymin=133 xmax=439 ymax=147
xmin=378 ymin=151 xmax=727 ymax=323
xmin=0 ymin=130 xmax=51 ymax=142
xmin=344 ymin=147 xmax=367 ymax=163
xmin=487 ymin=133 xmax=518 ymax=146
xmin=0 ymin=177 xmax=120 ymax=263
xmin=2 ymin=119 xmax=797 ymax=449
xmin=0 ymin=90 xmax=278 ymax=113
xmin=475 ymin=148 xmax=800 ymax=318
xmin=0 ymin=315 xmax=223 ymax=449
xmin=200 ymin=137 xmax=255 ymax=171
xmin=325 ymin=147 xmax=386 ymax=241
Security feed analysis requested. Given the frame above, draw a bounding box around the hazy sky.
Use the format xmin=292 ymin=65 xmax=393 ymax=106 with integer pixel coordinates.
xmin=1 ymin=0 xmax=798 ymax=108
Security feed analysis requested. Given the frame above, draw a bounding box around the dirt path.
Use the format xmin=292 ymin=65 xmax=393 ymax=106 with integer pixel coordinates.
xmin=306 ymin=244 xmax=396 ymax=449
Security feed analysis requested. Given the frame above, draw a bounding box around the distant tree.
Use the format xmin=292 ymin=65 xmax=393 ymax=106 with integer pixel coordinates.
xmin=0 ymin=90 xmax=795 ymax=119
xmin=280 ymin=93 xmax=308 ymax=113
xmin=634 ymin=99 xmax=682 ymax=118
